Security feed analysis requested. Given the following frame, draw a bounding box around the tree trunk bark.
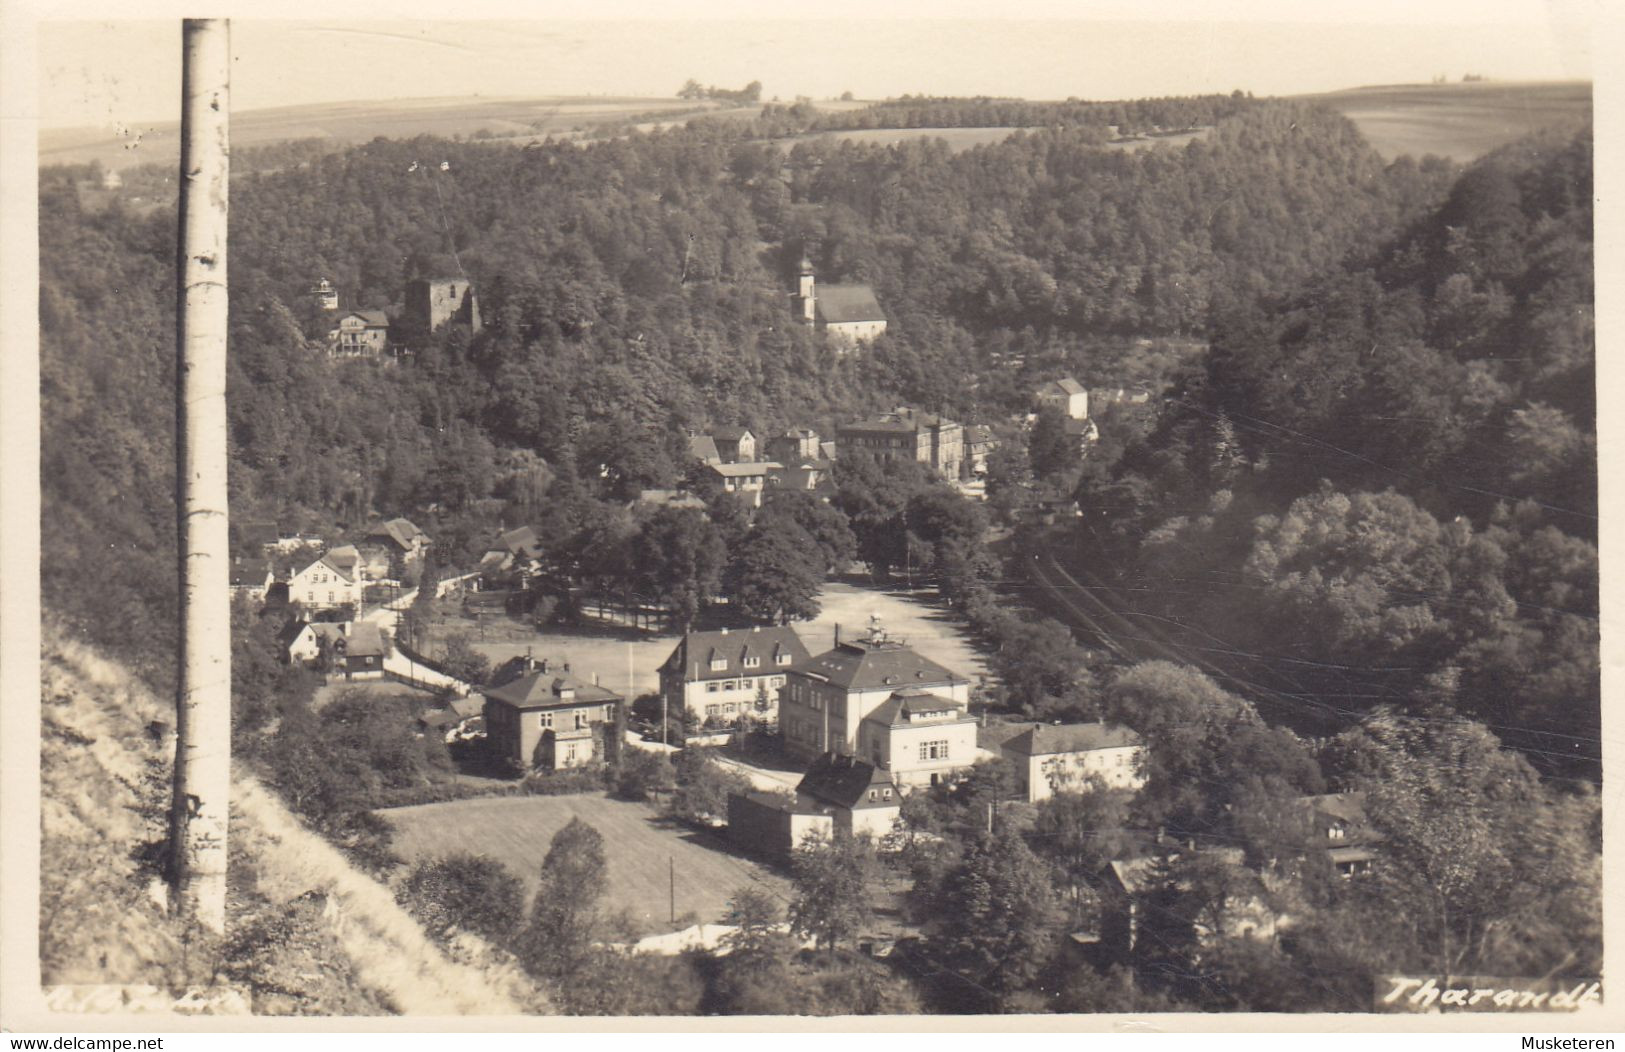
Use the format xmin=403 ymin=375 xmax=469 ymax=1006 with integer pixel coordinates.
xmin=168 ymin=17 xmax=232 ymax=935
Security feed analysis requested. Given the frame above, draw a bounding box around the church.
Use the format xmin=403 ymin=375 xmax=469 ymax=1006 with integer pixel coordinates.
xmin=792 ymin=257 xmax=887 ymax=343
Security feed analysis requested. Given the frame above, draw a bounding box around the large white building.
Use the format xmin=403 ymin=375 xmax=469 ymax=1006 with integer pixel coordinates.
xmin=780 ymin=618 xmax=974 ymax=788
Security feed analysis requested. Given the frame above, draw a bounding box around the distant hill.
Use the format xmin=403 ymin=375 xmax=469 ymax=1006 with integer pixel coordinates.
xmin=39 ymin=94 xmax=730 ymax=172
xmin=1301 ymin=80 xmax=1591 ymax=163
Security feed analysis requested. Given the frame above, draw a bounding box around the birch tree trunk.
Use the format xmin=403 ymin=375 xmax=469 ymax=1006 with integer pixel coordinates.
xmin=169 ymin=17 xmax=231 ymax=935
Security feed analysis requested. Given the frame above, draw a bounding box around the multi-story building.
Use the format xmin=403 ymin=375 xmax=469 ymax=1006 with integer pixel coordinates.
xmin=779 ymin=618 xmax=971 ymax=770
xmin=658 ymin=625 xmax=810 ymax=727
xmin=996 ymin=722 xmax=1146 ymax=801
xmin=710 ymin=427 xmax=756 ymax=464
xmin=482 ymin=657 xmax=622 ymax=770
xmin=837 ymin=408 xmax=965 ymax=481
xmin=856 ymin=688 xmax=980 ymax=789
xmin=328 ymin=310 xmax=390 ymax=358
xmin=1035 ymin=377 xmax=1090 ymax=420
xmin=287 ymin=545 xmax=365 ymax=612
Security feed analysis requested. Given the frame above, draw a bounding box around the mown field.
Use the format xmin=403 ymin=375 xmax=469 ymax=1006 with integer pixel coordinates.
xmin=379 ymin=793 xmax=792 ymax=936
xmin=1306 ymin=80 xmax=1591 ymax=162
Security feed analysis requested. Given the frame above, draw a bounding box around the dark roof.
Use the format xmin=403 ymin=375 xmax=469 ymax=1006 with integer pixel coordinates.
xmin=815 ymin=284 xmax=886 ymax=325
xmin=229 ymin=557 xmax=272 ymax=587
xmin=706 ymin=460 xmax=780 ymax=478
xmin=711 ymin=426 xmax=753 ymax=443
xmin=732 ymin=790 xmax=827 ymax=817
xmin=336 ymin=621 xmax=387 ymax=659
xmin=276 ymin=619 xmax=312 ymax=648
xmin=976 ymin=720 xmax=1034 ymax=753
xmin=1297 ymin=792 xmax=1382 ymax=848
xmin=792 ymin=638 xmax=965 ymax=693
xmin=660 ymin=626 xmax=812 ymax=684
xmin=343 ymin=309 xmax=390 ymax=328
xmin=838 ymin=407 xmax=959 ymax=435
xmin=237 ymin=521 xmax=280 ymax=548
xmin=1002 ymin=722 xmax=1142 ymax=757
xmin=689 ymin=435 xmax=721 ymax=462
xmin=317 ymin=545 xmax=361 ymax=582
xmin=366 ymin=517 xmax=424 ymax=550
xmin=796 ymin=754 xmax=899 ymax=811
xmin=485 ymin=667 xmax=622 ymax=711
xmin=861 ymin=689 xmax=970 ymax=728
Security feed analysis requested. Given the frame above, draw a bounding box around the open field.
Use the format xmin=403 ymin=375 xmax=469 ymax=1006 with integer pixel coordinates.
xmin=40 ymin=94 xmax=721 ymax=171
xmin=456 ymin=579 xmax=997 ymax=701
xmin=1304 ymin=80 xmax=1591 ymax=162
xmin=379 ymin=793 xmax=791 ymax=935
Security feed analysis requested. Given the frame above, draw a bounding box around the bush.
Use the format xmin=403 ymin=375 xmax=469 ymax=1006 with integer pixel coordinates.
xmin=520 ymin=765 xmax=609 ymax=796
xmin=611 ymin=748 xmax=675 ymax=802
xmin=397 ymin=853 xmax=526 ymax=948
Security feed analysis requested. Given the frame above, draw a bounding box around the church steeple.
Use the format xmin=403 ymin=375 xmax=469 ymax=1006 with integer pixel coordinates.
xmin=795 ymin=256 xmax=816 ymax=323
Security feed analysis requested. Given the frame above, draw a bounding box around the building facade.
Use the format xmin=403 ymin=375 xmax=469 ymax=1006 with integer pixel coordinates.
xmin=836 ymin=408 xmax=965 ymax=481
xmin=998 ymin=722 xmax=1146 ymax=802
xmin=405 ymin=278 xmax=482 ymax=334
xmin=482 ymin=658 xmax=623 ymax=770
xmin=793 ymin=258 xmax=888 ymax=342
xmin=779 ymin=618 xmax=971 ymax=763
xmin=287 ymin=545 xmax=365 ymax=612
xmin=1035 ymin=377 xmax=1090 ymax=420
xmin=328 ymin=310 xmax=390 ymax=358
xmin=794 ymin=753 xmax=902 ymax=839
xmin=856 ymin=688 xmax=980 ymax=789
xmin=658 ymin=626 xmax=809 ymax=727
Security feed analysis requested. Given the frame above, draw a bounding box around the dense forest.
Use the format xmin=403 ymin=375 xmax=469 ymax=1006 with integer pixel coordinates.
xmin=40 ymin=96 xmax=1456 ymax=683
xmin=1063 ymin=128 xmax=1598 ymax=778
xmin=37 ymin=93 xmax=1599 ymax=1011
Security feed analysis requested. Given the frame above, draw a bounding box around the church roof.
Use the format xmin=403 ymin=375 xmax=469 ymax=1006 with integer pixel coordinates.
xmin=815 ymin=284 xmax=886 ymax=325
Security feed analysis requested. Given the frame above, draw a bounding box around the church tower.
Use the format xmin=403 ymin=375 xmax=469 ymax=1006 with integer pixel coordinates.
xmin=795 ymin=256 xmax=816 ymax=324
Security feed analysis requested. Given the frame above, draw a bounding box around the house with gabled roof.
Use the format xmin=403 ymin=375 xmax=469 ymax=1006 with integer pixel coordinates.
xmin=795 ymin=753 xmax=902 ymax=839
xmin=659 ymin=625 xmax=811 ymax=728
xmin=328 ymin=309 xmax=391 ymax=359
xmin=479 ymin=525 xmax=545 ymax=585
xmin=1296 ymin=791 xmax=1382 ymax=877
xmin=710 ymin=426 xmax=756 ymax=464
xmin=483 ymin=656 xmax=623 ymax=770
xmin=995 ymin=721 xmax=1146 ymax=801
xmin=229 ymin=556 xmax=275 ymax=603
xmin=287 ymin=545 xmax=365 ymax=613
xmin=688 ymin=433 xmax=722 ymax=464
xmin=1035 ymin=377 xmax=1090 ymax=420
xmin=779 ymin=616 xmax=971 ymax=763
xmin=361 ymin=516 xmax=429 ymax=580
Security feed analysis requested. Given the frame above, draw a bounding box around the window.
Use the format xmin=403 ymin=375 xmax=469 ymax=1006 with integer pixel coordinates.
xmin=574 ymin=712 xmax=588 ymax=730
xmin=539 ymin=712 xmax=553 ymax=729
xmin=710 ymin=658 xmax=727 ymax=672
xmin=743 ymin=656 xmax=760 ymax=669
xmin=723 ymin=703 xmax=736 ymax=715
xmin=742 ymin=678 xmax=754 ymax=689
xmin=919 ymin=740 xmax=950 ymax=761
xmin=722 ymin=681 xmax=737 ymax=691
xmin=706 ymin=704 xmax=720 ymax=718
xmin=327 ymin=591 xmax=335 ymax=603
xmin=777 ymin=654 xmax=792 ymax=666
xmin=868 ymin=790 xmax=878 ymax=801
xmin=604 ymin=705 xmax=614 ymax=721
xmin=1328 ymin=825 xmax=1346 ymax=840
xmin=883 ymin=788 xmax=893 ymax=800
xmin=706 ymin=682 xmax=720 ymax=693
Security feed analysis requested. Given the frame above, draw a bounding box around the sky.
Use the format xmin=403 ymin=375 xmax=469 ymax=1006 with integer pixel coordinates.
xmin=28 ymin=1 xmax=1599 ymax=130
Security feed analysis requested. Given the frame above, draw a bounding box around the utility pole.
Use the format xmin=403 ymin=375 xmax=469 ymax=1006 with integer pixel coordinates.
xmin=168 ymin=17 xmax=231 ymax=935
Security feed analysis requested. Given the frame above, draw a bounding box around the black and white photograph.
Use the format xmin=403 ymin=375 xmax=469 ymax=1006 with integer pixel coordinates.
xmin=1 ymin=0 xmax=1616 ymax=1034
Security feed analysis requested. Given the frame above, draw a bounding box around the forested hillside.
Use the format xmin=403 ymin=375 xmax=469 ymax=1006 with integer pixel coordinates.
xmin=40 ymin=97 xmax=1453 ymax=687
xmin=1070 ymin=126 xmax=1597 ymax=776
